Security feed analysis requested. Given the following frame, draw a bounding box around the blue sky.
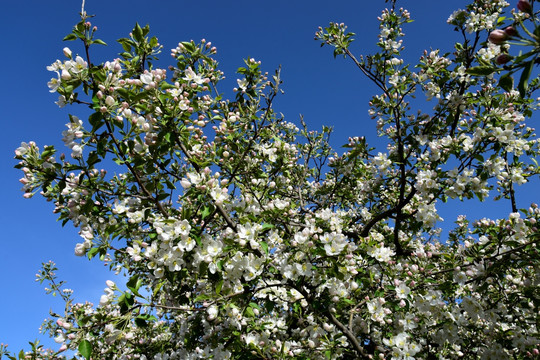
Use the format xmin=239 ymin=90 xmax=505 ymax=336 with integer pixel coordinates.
xmin=2 ymin=0 xmax=531 ymax=353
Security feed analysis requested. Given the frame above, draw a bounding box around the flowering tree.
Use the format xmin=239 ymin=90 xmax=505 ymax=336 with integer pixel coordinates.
xmin=8 ymin=0 xmax=540 ymax=358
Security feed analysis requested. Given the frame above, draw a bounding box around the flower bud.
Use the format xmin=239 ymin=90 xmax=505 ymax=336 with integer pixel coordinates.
xmin=517 ymin=0 xmax=533 ymax=14
xmin=496 ymin=54 xmax=513 ymax=65
xmin=74 ymin=243 xmax=86 ymax=256
xmin=105 ymin=95 xmax=115 ymax=107
xmin=63 ymin=47 xmax=72 ymax=58
xmin=61 ymin=69 xmax=71 ymax=80
xmin=488 ymin=29 xmax=508 ymax=45
xmin=504 ymin=26 xmax=518 ymax=37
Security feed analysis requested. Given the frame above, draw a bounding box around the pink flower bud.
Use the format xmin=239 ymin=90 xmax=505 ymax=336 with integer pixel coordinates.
xmin=504 ymin=26 xmax=518 ymax=37
xmin=517 ymin=0 xmax=533 ymax=14
xmin=496 ymin=54 xmax=513 ymax=65
xmin=488 ymin=29 xmax=508 ymax=45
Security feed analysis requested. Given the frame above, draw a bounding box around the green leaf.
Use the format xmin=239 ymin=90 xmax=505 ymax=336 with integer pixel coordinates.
xmin=157 ymin=192 xmax=170 ymax=201
xmin=124 ymin=292 xmax=134 ymax=306
xmin=89 ymin=112 xmax=103 ymax=132
xmin=474 ymin=154 xmax=484 ymax=162
xmin=78 ymin=340 xmax=92 ymax=359
xmin=214 ymin=279 xmax=224 ymax=295
xmin=518 ymin=60 xmax=534 ymax=97
xmin=244 ymin=307 xmax=255 ymax=317
xmin=134 ymin=317 xmax=148 ymax=328
xmin=87 ymin=151 xmax=101 ymax=167
xmin=133 ymin=23 xmax=144 ymax=42
xmin=92 ymin=39 xmax=107 ymax=46
xmin=63 ymin=33 xmax=78 ymax=41
xmin=260 ymin=241 xmax=269 ymax=255
xmin=201 ymin=205 xmax=213 ymax=219
xmin=261 ymin=223 xmax=274 ymax=232
xmin=142 ymin=24 xmax=150 ymax=37
xmin=126 ymin=275 xmax=143 ymax=296
xmin=249 ymin=302 xmax=260 ymax=309
xmin=87 ymin=247 xmax=99 ymax=260
xmin=465 ymin=66 xmax=496 ymax=76
xmin=499 ymin=73 xmax=514 ymax=92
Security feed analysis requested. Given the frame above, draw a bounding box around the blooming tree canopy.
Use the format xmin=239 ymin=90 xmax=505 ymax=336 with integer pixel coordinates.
xmin=8 ymin=0 xmax=540 ymax=359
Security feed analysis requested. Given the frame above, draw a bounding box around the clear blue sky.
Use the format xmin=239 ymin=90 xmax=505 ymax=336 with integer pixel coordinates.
xmin=3 ymin=0 xmax=532 ymax=353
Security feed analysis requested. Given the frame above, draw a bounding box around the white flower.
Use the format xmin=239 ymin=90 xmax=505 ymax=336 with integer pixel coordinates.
xmin=187 ymin=172 xmax=203 ymax=185
xmin=55 ymin=95 xmax=67 ymax=108
xmin=69 ymin=56 xmax=88 ymax=73
xmin=105 ymin=95 xmax=115 ymax=107
xmin=237 ymin=78 xmax=248 ymax=91
xmin=454 ymin=271 xmax=467 ymax=285
xmin=74 ymin=243 xmax=86 ymax=256
xmin=210 ymin=188 xmax=228 ymax=205
xmin=54 ymin=333 xmax=66 ymax=344
xmin=183 ymin=67 xmax=204 ymax=85
xmin=205 ymin=239 xmax=222 ymax=257
xmin=180 ymin=178 xmax=191 ymax=188
xmin=99 ymin=294 xmax=110 ymax=306
xmin=244 ymin=333 xmax=258 ymax=345
xmin=368 ymin=245 xmax=395 ymax=262
xmin=207 ymin=305 xmax=218 ymax=320
xmin=140 ymin=72 xmax=153 ymax=85
xmin=395 ymin=283 xmax=410 ymax=299
xmin=48 ymin=73 xmax=61 ymax=93
xmin=179 ymin=99 xmax=189 ymax=111
xmin=324 ymin=239 xmax=346 ymax=256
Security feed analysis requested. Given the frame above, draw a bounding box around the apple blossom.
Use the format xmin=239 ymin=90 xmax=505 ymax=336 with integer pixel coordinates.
xmin=10 ymin=1 xmax=540 ymax=359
